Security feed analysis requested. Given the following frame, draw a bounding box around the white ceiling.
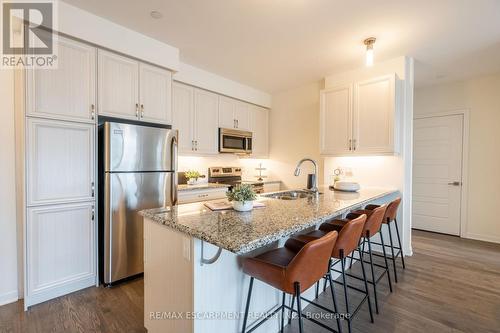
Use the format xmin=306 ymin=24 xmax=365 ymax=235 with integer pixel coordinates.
xmin=62 ymin=0 xmax=500 ymax=93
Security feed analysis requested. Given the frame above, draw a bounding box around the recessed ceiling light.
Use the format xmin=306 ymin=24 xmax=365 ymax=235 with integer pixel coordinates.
xmin=150 ymin=11 xmax=163 ymax=19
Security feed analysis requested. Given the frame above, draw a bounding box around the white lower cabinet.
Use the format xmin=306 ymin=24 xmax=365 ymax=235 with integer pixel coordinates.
xmin=26 ymin=202 xmax=96 ymax=307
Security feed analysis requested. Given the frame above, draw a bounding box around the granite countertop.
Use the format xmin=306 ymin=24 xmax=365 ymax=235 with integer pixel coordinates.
xmin=141 ymin=186 xmax=397 ymax=255
xmin=178 ymin=183 xmax=230 ymax=192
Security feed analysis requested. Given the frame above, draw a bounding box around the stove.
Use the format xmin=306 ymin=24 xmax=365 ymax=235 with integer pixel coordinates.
xmin=208 ymin=167 xmax=264 ymax=194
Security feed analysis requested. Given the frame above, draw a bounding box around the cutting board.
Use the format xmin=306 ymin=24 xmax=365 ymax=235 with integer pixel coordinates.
xmin=204 ymin=200 xmax=266 ymax=211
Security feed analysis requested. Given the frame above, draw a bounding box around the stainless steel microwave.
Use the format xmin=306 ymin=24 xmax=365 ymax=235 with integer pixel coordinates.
xmin=219 ymin=128 xmax=252 ymax=154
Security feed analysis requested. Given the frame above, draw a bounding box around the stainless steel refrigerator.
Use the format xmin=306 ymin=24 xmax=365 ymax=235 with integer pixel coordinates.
xmin=98 ymin=121 xmax=177 ymax=285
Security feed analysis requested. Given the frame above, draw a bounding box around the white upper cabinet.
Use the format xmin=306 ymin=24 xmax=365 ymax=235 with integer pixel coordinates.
xmin=172 ymin=83 xmax=219 ymax=154
xmin=320 ymin=74 xmax=399 ymax=156
xmin=172 ymin=82 xmax=195 ymax=153
xmin=139 ymin=63 xmax=172 ymax=125
xmin=234 ymin=101 xmax=250 ymax=130
xmin=98 ymin=50 xmax=139 ymax=120
xmin=218 ymin=96 xmax=236 ymax=129
xmin=320 ymin=83 xmax=353 ymax=155
xmin=27 ymin=35 xmax=96 ymax=123
xmin=218 ymin=96 xmax=250 ymax=130
xmin=193 ymin=88 xmax=219 ymax=154
xmin=250 ymin=105 xmax=269 ymax=158
xmin=353 ymin=75 xmax=396 ymax=154
xmin=27 ymin=118 xmax=95 ymax=206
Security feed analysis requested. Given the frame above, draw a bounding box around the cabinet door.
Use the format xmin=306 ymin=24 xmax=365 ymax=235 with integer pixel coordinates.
xmin=26 ymin=202 xmax=96 ymax=307
xmin=27 ymin=118 xmax=95 ymax=206
xmin=139 ymin=63 xmax=172 ymax=124
xmin=250 ymin=105 xmax=269 ymax=157
xmin=218 ymin=96 xmax=236 ymax=129
xmin=193 ymin=88 xmax=219 ymax=154
xmin=98 ymin=50 xmax=139 ymax=120
xmin=172 ymin=82 xmax=195 ymax=153
xmin=234 ymin=101 xmax=250 ymax=130
xmin=27 ymin=34 xmax=96 ymax=123
xmin=320 ymin=84 xmax=353 ymax=155
xmin=353 ymin=74 xmax=395 ymax=154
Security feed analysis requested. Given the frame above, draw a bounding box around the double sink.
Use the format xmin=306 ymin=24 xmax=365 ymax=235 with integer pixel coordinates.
xmin=262 ymin=190 xmax=322 ymax=200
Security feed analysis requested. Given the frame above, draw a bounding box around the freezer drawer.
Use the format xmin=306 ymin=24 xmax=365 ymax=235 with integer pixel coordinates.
xmin=103 ymin=171 xmax=175 ymax=283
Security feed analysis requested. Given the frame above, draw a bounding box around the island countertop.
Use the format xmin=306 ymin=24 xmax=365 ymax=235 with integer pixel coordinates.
xmin=140 ymin=187 xmax=397 ymax=255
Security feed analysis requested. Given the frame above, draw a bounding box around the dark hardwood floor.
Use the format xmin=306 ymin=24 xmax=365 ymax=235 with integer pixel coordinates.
xmin=1 ymin=230 xmax=499 ymax=333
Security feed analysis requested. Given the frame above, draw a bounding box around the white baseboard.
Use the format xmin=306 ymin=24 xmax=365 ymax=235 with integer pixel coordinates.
xmin=464 ymin=232 xmax=500 ymax=244
xmin=0 ymin=290 xmax=18 ymax=306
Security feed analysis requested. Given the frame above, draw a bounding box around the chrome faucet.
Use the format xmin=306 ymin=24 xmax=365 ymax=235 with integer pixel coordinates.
xmin=294 ymin=158 xmax=319 ymax=193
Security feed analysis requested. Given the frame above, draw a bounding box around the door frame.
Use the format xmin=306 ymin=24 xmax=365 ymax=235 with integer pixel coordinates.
xmin=413 ymin=109 xmax=470 ymax=238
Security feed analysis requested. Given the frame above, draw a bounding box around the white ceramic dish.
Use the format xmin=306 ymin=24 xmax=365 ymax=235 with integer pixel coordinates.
xmin=333 ymin=181 xmax=360 ymax=192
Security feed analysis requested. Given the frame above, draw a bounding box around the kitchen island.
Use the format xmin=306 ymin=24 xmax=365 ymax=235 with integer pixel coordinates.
xmin=141 ymin=187 xmax=398 ymax=333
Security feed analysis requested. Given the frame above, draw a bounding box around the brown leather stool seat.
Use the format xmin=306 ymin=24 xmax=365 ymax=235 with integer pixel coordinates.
xmin=288 ymin=215 xmax=374 ymax=333
xmin=241 ymin=231 xmax=340 ymax=333
xmin=363 ymin=197 xmax=405 ymax=282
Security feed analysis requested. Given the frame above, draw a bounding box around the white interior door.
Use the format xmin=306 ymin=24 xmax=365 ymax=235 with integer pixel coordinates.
xmin=412 ymin=114 xmax=464 ymax=235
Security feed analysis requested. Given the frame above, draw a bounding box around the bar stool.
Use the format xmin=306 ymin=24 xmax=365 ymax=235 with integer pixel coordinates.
xmin=241 ymin=231 xmax=340 ymax=333
xmin=338 ymin=205 xmax=393 ymax=314
xmin=288 ymin=215 xmax=373 ymax=333
xmin=364 ymin=198 xmax=405 ymax=282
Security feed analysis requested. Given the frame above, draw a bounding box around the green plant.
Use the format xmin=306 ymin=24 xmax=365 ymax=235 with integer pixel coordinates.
xmin=226 ymin=184 xmax=257 ymax=203
xmin=185 ymin=170 xmax=201 ymax=180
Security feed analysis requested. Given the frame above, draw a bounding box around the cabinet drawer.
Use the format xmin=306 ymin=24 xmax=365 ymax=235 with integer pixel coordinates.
xmin=178 ymin=188 xmax=228 ymax=204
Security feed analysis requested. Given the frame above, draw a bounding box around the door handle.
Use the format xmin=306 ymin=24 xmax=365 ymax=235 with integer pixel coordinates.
xmin=141 ymin=104 xmax=144 ymax=118
xmin=135 ymin=103 xmax=139 ymax=118
xmin=448 ymin=181 xmax=462 ymax=186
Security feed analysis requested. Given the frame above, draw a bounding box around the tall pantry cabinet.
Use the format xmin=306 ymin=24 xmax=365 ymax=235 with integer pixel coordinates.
xmin=20 ymin=35 xmax=97 ymax=308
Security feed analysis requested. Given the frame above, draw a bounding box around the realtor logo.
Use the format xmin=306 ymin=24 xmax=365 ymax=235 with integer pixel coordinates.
xmin=1 ymin=0 xmax=58 ymax=68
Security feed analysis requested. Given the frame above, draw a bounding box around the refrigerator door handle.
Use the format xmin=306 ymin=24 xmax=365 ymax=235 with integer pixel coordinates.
xmin=171 ymin=134 xmax=178 ymax=206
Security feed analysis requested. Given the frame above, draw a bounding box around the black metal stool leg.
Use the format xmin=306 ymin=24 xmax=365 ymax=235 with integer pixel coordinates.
xmin=387 ymin=221 xmax=398 ymax=283
xmin=367 ymin=235 xmax=379 ymax=314
xmin=281 ymin=292 xmax=286 ymax=332
xmin=315 ymin=281 xmax=320 ymax=299
xmin=242 ymin=277 xmax=254 ymax=333
xmin=394 ymin=218 xmax=406 ymax=269
xmin=359 ymin=245 xmax=374 ymax=323
xmin=340 ymin=251 xmax=352 ymax=333
xmin=294 ymin=282 xmax=304 ymax=333
xmin=327 ymin=267 xmax=343 ymax=333
xmin=379 ymin=230 xmax=393 ymax=292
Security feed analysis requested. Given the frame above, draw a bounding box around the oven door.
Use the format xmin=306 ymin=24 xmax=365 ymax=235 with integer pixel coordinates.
xmin=219 ymin=128 xmax=252 ymax=154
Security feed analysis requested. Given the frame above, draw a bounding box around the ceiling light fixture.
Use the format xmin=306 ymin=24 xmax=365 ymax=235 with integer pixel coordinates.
xmin=364 ymin=37 xmax=376 ymax=67
xmin=150 ymin=11 xmax=163 ymax=19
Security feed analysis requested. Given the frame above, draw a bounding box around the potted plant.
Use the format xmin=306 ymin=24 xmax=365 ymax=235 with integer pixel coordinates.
xmin=227 ymin=184 xmax=257 ymax=212
xmin=185 ymin=170 xmax=202 ymax=185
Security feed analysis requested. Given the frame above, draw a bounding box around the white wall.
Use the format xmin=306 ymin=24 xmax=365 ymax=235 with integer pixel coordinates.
xmin=323 ymin=57 xmax=414 ymax=255
xmin=415 ymin=73 xmax=500 ymax=243
xmin=267 ymin=81 xmax=324 ymax=190
xmin=0 ymin=69 xmax=19 ymax=306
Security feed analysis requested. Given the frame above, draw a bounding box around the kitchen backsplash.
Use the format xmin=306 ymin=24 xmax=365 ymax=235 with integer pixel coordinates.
xmin=178 ymin=155 xmax=271 ymax=183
